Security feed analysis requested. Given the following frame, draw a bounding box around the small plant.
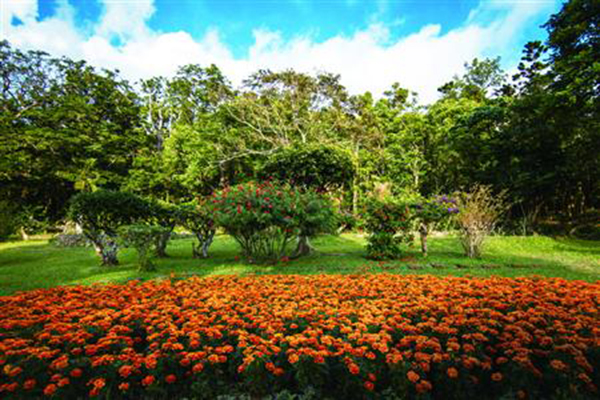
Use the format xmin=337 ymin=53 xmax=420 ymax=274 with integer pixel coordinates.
xmin=456 ymin=185 xmax=508 ymax=258
xmin=178 ymin=199 xmax=216 ymax=259
xmin=412 ymin=195 xmax=459 ymax=256
xmin=118 ymin=224 xmax=168 ymax=271
xmin=364 ymin=197 xmax=413 ymax=260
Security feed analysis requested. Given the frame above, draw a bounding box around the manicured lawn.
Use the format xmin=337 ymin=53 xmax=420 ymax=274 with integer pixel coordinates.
xmin=0 ymin=233 xmax=598 ymax=295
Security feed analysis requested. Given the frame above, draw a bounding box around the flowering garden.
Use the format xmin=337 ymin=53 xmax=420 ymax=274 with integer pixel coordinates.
xmin=1 ymin=274 xmax=598 ymax=399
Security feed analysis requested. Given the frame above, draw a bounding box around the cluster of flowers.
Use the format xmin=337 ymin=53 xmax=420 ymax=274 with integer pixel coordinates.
xmin=1 ymin=275 xmax=598 ymax=399
xmin=413 ymin=195 xmax=459 ymax=221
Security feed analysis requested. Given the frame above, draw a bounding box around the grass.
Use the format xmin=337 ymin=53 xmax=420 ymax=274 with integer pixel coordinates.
xmin=0 ymin=233 xmax=598 ymax=296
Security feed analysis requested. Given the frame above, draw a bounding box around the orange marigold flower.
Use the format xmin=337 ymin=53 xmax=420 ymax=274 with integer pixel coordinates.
xmin=407 ymin=370 xmax=420 ymax=383
xmin=192 ymin=363 xmax=205 ymax=374
xmin=44 ymin=384 xmax=57 ymax=396
xmin=118 ymin=383 xmax=130 ymax=391
xmin=70 ymin=368 xmax=82 ymax=378
xmin=368 ymin=373 xmax=377 ymax=382
xmin=364 ymin=381 xmax=375 ymax=391
xmin=416 ymin=380 xmax=432 ymax=393
xmin=89 ymin=378 xmax=105 ymax=389
xmin=165 ymin=374 xmax=177 ymax=384
xmin=4 ymin=383 xmax=18 ymax=392
xmin=550 ymin=360 xmax=568 ymax=371
xmin=491 ymin=372 xmax=503 ymax=382
xmin=577 ymin=373 xmax=591 ymax=384
xmin=348 ymin=363 xmax=360 ymax=375
xmin=517 ymin=390 xmax=526 ymax=399
xmin=24 ymin=379 xmax=36 ymax=390
xmin=288 ymin=354 xmax=300 ymax=364
xmin=447 ymin=367 xmax=459 ymax=379
xmin=142 ymin=375 xmax=155 ymax=386
xmin=118 ymin=365 xmax=134 ymax=378
xmin=57 ymin=378 xmax=70 ymax=388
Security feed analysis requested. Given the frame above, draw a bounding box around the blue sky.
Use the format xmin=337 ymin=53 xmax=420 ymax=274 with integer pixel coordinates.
xmin=1 ymin=0 xmax=561 ymax=102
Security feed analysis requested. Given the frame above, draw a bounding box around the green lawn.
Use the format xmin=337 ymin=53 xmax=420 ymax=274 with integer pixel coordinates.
xmin=0 ymin=233 xmax=598 ymax=295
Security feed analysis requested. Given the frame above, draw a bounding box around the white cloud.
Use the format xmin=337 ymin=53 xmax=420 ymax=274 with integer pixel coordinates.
xmin=0 ymin=0 xmax=558 ymax=103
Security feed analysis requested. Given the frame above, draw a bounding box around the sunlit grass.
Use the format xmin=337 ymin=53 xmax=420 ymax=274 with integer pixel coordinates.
xmin=0 ymin=233 xmax=598 ymax=295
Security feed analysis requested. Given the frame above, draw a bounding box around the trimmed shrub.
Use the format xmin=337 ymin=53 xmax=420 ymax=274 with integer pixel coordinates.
xmin=118 ymin=224 xmax=168 ymax=271
xmin=67 ymin=190 xmax=153 ymax=265
xmin=364 ymin=197 xmax=413 ymax=260
xmin=260 ymin=144 xmax=356 ymax=192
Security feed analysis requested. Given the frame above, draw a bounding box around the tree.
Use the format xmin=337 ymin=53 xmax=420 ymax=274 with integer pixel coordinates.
xmin=438 ymin=57 xmax=506 ymax=101
xmin=67 ymin=190 xmax=152 ymax=265
xmin=0 ymin=41 xmax=147 ymax=225
xmin=260 ymin=144 xmax=355 ymax=192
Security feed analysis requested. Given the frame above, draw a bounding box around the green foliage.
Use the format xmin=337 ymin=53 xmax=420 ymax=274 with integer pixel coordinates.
xmin=118 ymin=224 xmax=169 ymax=271
xmin=438 ymin=57 xmax=506 ymax=101
xmin=178 ymin=199 xmax=216 ymax=258
xmin=67 ymin=190 xmax=153 ymax=265
xmin=0 ymin=201 xmax=20 ymax=241
xmin=260 ymin=144 xmax=355 ymax=192
xmin=0 ymin=40 xmax=147 ymax=223
xmin=2 ymin=1 xmax=599 ymax=231
xmin=364 ymin=197 xmax=413 ymax=260
xmin=210 ymin=182 xmax=334 ymax=263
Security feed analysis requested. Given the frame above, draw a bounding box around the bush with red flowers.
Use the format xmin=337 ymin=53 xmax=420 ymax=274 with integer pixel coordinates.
xmin=209 ymin=181 xmax=334 ymax=263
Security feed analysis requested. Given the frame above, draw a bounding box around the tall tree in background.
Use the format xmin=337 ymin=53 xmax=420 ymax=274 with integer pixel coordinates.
xmin=0 ymin=41 xmax=146 ymax=224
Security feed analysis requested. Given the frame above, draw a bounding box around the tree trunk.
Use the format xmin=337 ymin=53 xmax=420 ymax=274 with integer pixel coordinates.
xmin=293 ymin=235 xmax=313 ymax=258
xmin=93 ymin=236 xmax=119 ymax=266
xmin=155 ymin=231 xmax=171 ymax=258
xmin=19 ymin=227 xmax=30 ymax=241
xmin=419 ymin=223 xmax=428 ymax=257
xmin=192 ymin=230 xmax=215 ymax=259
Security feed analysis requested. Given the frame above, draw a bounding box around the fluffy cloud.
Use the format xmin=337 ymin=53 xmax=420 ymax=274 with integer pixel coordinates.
xmin=1 ymin=0 xmax=557 ymax=103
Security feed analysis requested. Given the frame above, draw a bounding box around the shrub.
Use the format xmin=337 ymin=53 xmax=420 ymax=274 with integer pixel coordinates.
xmin=67 ymin=190 xmax=153 ymax=265
xmin=364 ymin=197 xmax=413 ymax=260
xmin=456 ymin=185 xmax=508 ymax=258
xmin=118 ymin=224 xmax=169 ymax=271
xmin=210 ymin=182 xmax=333 ymax=263
xmin=292 ymin=189 xmax=337 ymax=257
xmin=411 ymin=195 xmax=459 ymax=256
xmin=0 ymin=275 xmax=598 ymax=399
xmin=178 ymin=199 xmax=216 ymax=259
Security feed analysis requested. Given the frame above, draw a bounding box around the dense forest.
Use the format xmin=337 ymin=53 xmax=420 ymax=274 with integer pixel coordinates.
xmin=1 ymin=0 xmax=598 ymax=237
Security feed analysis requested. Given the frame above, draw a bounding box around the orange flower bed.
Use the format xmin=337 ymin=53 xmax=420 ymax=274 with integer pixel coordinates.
xmin=0 ymin=275 xmax=599 ymax=399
